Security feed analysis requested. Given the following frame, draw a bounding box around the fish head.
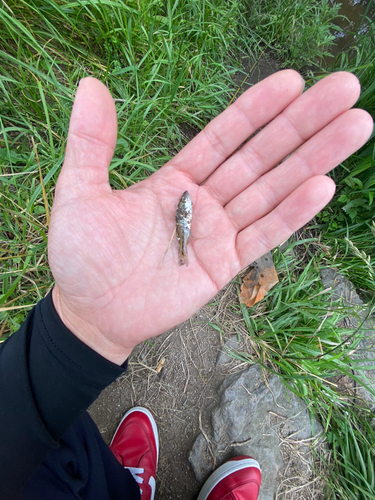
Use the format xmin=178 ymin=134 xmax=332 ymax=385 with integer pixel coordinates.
xmin=181 ymin=191 xmax=193 ymax=211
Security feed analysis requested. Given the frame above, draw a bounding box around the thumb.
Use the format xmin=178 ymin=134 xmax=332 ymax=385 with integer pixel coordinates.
xmin=57 ymin=77 xmax=117 ymax=198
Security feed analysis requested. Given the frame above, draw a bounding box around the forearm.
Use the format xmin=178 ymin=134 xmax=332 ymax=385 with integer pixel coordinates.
xmin=0 ymin=291 xmax=126 ymax=499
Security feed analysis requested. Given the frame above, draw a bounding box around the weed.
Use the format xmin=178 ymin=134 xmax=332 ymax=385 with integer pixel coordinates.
xmin=317 ymin=19 xmax=375 ymax=297
xmin=244 ymin=0 xmax=341 ymax=69
xmin=322 ymin=407 xmax=375 ymax=499
xmin=0 ymin=0 xmax=248 ymax=337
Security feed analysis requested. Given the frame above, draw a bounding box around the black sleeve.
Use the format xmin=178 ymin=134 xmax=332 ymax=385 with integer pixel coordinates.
xmin=0 ymin=290 xmax=126 ymax=500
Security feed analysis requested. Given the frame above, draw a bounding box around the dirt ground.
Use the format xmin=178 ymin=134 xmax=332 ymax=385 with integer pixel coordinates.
xmin=89 ymin=275 xmax=328 ymax=500
xmin=89 ymin=289 xmax=247 ymax=499
xmin=89 ymin=275 xmax=267 ymax=500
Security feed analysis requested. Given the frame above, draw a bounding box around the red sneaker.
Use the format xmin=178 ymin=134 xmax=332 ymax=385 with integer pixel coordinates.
xmin=197 ymin=456 xmax=261 ymax=500
xmin=110 ymin=407 xmax=159 ymax=500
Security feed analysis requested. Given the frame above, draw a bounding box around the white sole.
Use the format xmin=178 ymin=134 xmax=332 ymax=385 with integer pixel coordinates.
xmin=110 ymin=406 xmax=159 ymax=466
xmin=197 ymin=458 xmax=261 ymax=500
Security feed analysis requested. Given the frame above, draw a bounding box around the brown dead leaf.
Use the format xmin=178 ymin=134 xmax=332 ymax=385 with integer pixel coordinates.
xmin=240 ymin=252 xmax=278 ymax=307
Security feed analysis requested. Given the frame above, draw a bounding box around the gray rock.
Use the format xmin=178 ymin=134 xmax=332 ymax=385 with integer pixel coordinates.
xmin=187 ymin=433 xmax=214 ymax=483
xmin=320 ymin=268 xmax=375 ymax=409
xmin=320 ymin=268 xmax=363 ymax=305
xmin=189 ymin=364 xmax=323 ymax=500
xmin=216 ymin=336 xmax=240 ymax=366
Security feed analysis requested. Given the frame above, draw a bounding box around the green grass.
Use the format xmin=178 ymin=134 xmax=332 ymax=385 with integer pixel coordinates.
xmin=0 ymin=0 xmax=342 ymax=335
xmin=323 ymin=408 xmax=375 ymax=500
xmin=307 ymin=11 xmax=375 ymax=281
xmin=0 ymin=0 xmax=255 ymax=337
xmin=1 ymin=0 xmax=375 ymax=497
xmin=239 ymin=20 xmax=375 ymax=499
xmin=315 ymin=21 xmax=375 ymax=495
xmin=244 ymin=0 xmax=341 ymax=69
xmin=229 ymin=239 xmax=375 ymax=498
xmin=316 ymin=18 xmax=375 ymax=296
xmin=233 ymin=241 xmax=374 ymax=402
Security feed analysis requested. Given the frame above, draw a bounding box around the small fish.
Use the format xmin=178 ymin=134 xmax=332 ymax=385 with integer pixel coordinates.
xmin=176 ymin=191 xmax=193 ymax=266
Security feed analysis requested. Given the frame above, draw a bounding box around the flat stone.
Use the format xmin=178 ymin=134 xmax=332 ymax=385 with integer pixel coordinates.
xmin=189 ymin=364 xmax=323 ymax=500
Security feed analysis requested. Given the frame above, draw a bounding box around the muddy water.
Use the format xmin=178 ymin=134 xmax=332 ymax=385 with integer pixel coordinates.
xmin=329 ymin=0 xmax=375 ymax=57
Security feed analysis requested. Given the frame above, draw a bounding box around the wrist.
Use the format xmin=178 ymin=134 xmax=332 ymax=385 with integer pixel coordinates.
xmin=51 ymin=286 xmax=132 ymax=366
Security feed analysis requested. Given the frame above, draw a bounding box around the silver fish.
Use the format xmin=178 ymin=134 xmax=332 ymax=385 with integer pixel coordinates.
xmin=176 ymin=191 xmax=193 ymax=266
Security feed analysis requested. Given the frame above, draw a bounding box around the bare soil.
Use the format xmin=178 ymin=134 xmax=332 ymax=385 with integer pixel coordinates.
xmin=89 ymin=300 xmax=241 ymax=500
xmin=89 ymin=277 xmax=326 ymax=500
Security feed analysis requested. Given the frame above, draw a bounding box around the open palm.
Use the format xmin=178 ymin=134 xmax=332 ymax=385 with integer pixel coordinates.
xmin=48 ymin=72 xmax=372 ymax=364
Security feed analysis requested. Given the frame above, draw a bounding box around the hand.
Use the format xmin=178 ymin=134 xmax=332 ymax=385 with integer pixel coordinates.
xmin=48 ymin=71 xmax=373 ymax=364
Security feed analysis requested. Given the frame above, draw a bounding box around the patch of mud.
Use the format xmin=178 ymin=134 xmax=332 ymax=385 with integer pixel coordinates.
xmin=232 ymin=53 xmax=282 ymax=93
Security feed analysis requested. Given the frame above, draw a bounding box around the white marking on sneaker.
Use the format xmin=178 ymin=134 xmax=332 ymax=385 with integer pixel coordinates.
xmin=149 ymin=476 xmax=156 ymax=500
xmin=124 ymin=466 xmax=144 ymax=484
xmin=125 ymin=468 xmax=156 ymax=499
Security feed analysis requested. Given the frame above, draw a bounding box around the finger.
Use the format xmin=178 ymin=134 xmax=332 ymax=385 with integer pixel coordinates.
xmin=166 ymin=70 xmax=305 ymax=183
xmin=57 ymin=77 xmax=117 ymax=196
xmin=205 ymin=71 xmax=361 ymax=205
xmin=236 ymin=176 xmax=336 ymax=267
xmin=226 ymin=108 xmax=373 ymax=231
